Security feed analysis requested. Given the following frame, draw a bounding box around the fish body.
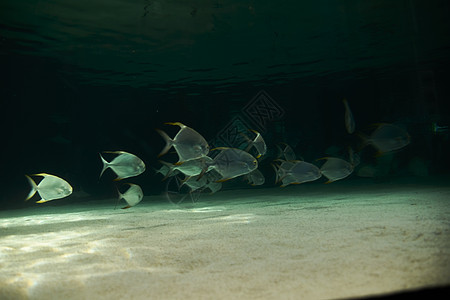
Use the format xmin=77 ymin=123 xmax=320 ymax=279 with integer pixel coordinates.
xmin=159 ymin=156 xmax=214 ymax=179
xmin=273 ymin=160 xmax=322 ymax=187
xmin=343 ymin=98 xmax=355 ymax=134
xmin=118 ymin=183 xmax=143 ymax=209
xmin=156 ymin=122 xmax=209 ymax=162
xmin=212 ymin=147 xmax=258 ymax=181
xmin=367 ymin=124 xmax=410 ymax=153
xmin=25 ymin=173 xmax=73 ymax=203
xmin=319 ymin=157 xmax=353 ymax=183
xmin=99 ymin=151 xmax=146 ymax=180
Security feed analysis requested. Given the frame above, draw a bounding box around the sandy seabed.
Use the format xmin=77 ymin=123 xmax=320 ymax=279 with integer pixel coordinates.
xmin=1 ymin=180 xmax=449 ymax=300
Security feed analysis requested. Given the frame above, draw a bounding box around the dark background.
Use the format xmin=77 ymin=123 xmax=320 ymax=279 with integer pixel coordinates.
xmin=1 ymin=0 xmax=449 ymax=210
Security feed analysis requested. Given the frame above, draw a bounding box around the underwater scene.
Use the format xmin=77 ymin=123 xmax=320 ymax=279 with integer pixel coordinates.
xmin=1 ymin=1 xmax=450 ymax=299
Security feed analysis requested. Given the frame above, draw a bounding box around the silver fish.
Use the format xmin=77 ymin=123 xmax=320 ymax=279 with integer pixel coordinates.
xmin=318 ymin=157 xmax=353 ymax=183
xmin=244 ymin=169 xmax=265 ymax=186
xmin=273 ymin=160 xmax=322 ymax=187
xmin=156 ymin=122 xmax=209 ymax=162
xmin=25 ymin=173 xmax=73 ymax=203
xmin=159 ymin=156 xmax=214 ymax=179
xmin=99 ymin=151 xmax=146 ymax=180
xmin=343 ymin=98 xmax=355 ymax=134
xmin=211 ymin=147 xmax=258 ymax=182
xmin=242 ymin=129 xmax=267 ymax=158
xmin=117 ymin=183 xmax=143 ymax=209
xmin=366 ymin=123 xmax=410 ymax=153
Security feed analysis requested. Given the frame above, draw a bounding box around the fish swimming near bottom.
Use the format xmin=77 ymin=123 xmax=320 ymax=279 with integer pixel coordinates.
xmin=117 ymin=183 xmax=143 ymax=209
xmin=99 ymin=151 xmax=146 ymax=180
xmin=25 ymin=173 xmax=73 ymax=203
xmin=272 ymin=160 xmax=322 ymax=187
xmin=318 ymin=157 xmax=353 ymax=183
xmin=362 ymin=123 xmax=410 ymax=154
xmin=211 ymin=147 xmax=258 ymax=182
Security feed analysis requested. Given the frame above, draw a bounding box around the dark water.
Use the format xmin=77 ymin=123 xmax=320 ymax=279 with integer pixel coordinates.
xmin=1 ymin=0 xmax=450 ymax=209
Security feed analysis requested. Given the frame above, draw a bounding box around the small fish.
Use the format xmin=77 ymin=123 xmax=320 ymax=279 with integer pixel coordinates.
xmin=99 ymin=151 xmax=146 ymax=180
xmin=159 ymin=156 xmax=214 ymax=179
xmin=272 ymin=160 xmax=322 ymax=187
xmin=211 ymin=147 xmax=258 ymax=182
xmin=117 ymin=183 xmax=143 ymax=209
xmin=25 ymin=173 xmax=73 ymax=203
xmin=343 ymin=98 xmax=355 ymax=134
xmin=156 ymin=122 xmax=209 ymax=162
xmin=364 ymin=123 xmax=410 ymax=154
xmin=318 ymin=157 xmax=353 ymax=183
xmin=242 ymin=129 xmax=267 ymax=158
xmin=244 ymin=169 xmax=265 ymax=186
xmin=276 ymin=142 xmax=296 ymax=161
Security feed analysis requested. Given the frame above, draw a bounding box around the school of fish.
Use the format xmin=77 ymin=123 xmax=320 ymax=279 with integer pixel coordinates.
xmin=24 ymin=99 xmax=411 ymax=208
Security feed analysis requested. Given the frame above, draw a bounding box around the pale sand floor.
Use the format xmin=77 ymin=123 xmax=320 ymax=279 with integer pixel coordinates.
xmin=1 ymin=180 xmax=449 ymax=299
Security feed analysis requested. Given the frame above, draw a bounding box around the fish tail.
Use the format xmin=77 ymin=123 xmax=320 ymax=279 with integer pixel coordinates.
xmin=355 ymin=132 xmax=370 ymax=151
xmin=114 ymin=184 xmax=123 ymax=210
xmin=99 ymin=153 xmax=110 ymax=179
xmin=155 ymin=129 xmax=174 ymax=158
xmin=270 ymin=163 xmax=281 ymax=184
xmin=25 ymin=175 xmax=37 ymax=201
xmin=158 ymin=160 xmax=174 ymax=181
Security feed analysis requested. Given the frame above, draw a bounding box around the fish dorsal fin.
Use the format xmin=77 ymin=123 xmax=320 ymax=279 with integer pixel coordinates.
xmin=164 ymin=122 xmax=186 ymax=129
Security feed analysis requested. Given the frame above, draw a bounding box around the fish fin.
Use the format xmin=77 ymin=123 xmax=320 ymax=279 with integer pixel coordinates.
xmin=102 ymin=151 xmax=125 ymax=154
xmin=164 ymin=122 xmax=186 ymax=128
xmin=99 ymin=153 xmax=110 ymax=179
xmin=113 ymin=177 xmax=123 ymax=181
xmin=210 ymin=147 xmax=229 ymax=151
xmin=316 ymin=157 xmax=330 ymax=161
xmin=240 ymin=133 xmax=254 ymax=153
xmin=114 ymin=185 xmax=122 ymax=209
xmin=155 ymin=129 xmax=174 ymax=158
xmin=196 ymin=167 xmax=207 ymax=181
xmin=174 ymin=161 xmax=184 ymax=166
xmin=30 ymin=173 xmax=50 ymax=177
xmin=36 ymin=199 xmax=48 ymax=203
xmin=121 ymin=205 xmax=131 ymax=209
xmin=158 ymin=160 xmax=174 ymax=181
xmin=270 ymin=163 xmax=283 ymax=184
xmin=325 ymin=180 xmax=333 ymax=184
xmin=25 ymin=175 xmax=37 ymax=201
xmin=355 ymin=132 xmax=371 ymax=151
xmin=216 ymin=178 xmax=231 ymax=183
